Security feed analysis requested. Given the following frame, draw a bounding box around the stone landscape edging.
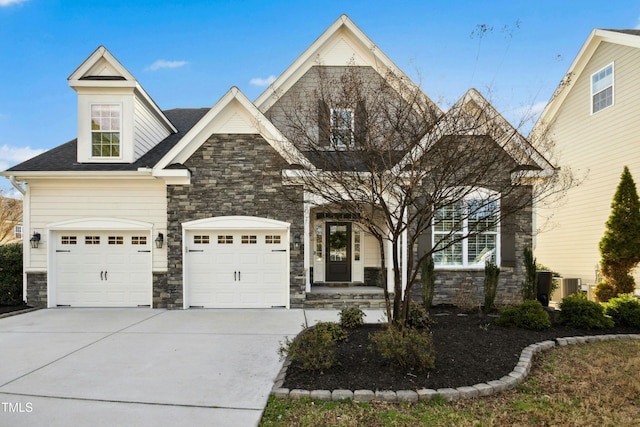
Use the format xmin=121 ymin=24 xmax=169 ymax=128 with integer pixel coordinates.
xmin=271 ymin=333 xmax=640 ymax=402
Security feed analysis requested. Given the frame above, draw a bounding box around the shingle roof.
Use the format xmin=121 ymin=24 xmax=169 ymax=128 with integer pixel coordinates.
xmin=604 ymin=29 xmax=640 ymax=36
xmin=6 ymin=108 xmax=209 ymax=172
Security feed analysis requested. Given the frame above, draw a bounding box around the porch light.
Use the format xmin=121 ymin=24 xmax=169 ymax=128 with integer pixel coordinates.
xmin=30 ymin=232 xmax=41 ymax=249
xmin=155 ymin=232 xmax=164 ymax=249
xmin=294 ymin=233 xmax=301 ymax=249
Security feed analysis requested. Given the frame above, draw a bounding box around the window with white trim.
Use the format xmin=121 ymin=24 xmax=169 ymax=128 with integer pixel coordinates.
xmin=432 ymin=194 xmax=499 ymax=268
xmin=14 ymin=225 xmax=22 ymax=239
xmin=91 ymin=104 xmax=121 ymax=157
xmin=592 ymin=63 xmax=614 ymax=114
xmin=330 ymin=108 xmax=354 ymax=147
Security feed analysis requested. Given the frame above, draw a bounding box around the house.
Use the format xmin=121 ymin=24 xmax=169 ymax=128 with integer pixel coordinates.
xmin=2 ymin=15 xmax=553 ymax=309
xmin=0 ymin=196 xmax=22 ymax=245
xmin=533 ymin=29 xmax=640 ymax=296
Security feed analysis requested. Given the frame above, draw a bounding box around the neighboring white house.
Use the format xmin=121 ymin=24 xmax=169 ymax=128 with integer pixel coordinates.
xmin=534 ymin=29 xmax=640 ymax=295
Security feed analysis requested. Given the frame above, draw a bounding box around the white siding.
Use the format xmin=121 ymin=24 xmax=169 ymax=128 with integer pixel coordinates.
xmin=536 ymin=41 xmax=640 ymax=286
xmin=26 ymin=178 xmax=167 ymax=271
xmin=133 ymin=97 xmax=172 ymax=160
xmin=363 ymin=231 xmax=381 ymax=267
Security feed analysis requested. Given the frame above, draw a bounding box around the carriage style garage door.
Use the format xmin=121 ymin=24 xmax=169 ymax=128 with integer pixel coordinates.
xmin=54 ymin=230 xmax=152 ymax=307
xmin=184 ymin=217 xmax=289 ymax=308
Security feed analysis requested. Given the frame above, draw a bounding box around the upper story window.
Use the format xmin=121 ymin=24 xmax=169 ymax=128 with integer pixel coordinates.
xmin=91 ymin=104 xmax=121 ymax=157
xmin=591 ymin=63 xmax=614 ymax=114
xmin=432 ymin=192 xmax=499 ymax=268
xmin=330 ymin=108 xmax=354 ymax=147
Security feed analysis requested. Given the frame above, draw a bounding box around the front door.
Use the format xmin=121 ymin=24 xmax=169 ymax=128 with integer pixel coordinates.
xmin=325 ymin=222 xmax=351 ymax=282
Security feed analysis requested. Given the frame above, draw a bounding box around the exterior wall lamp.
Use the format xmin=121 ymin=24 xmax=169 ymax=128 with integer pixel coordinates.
xmin=155 ymin=232 xmax=164 ymax=249
xmin=30 ymin=232 xmax=41 ymax=249
xmin=294 ymin=233 xmax=301 ymax=249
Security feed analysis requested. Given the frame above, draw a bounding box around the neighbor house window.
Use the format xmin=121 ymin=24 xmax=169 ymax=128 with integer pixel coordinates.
xmin=91 ymin=104 xmax=121 ymax=157
xmin=330 ymin=108 xmax=354 ymax=147
xmin=432 ymin=194 xmax=499 ymax=267
xmin=14 ymin=225 xmax=22 ymax=239
xmin=592 ymin=63 xmax=614 ymax=114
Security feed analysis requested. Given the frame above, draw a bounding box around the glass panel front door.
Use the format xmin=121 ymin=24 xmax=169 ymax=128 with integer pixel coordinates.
xmin=325 ymin=222 xmax=351 ymax=282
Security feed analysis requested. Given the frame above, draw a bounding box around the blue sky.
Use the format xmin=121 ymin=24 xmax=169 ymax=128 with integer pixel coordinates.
xmin=1 ymin=0 xmax=640 ymax=196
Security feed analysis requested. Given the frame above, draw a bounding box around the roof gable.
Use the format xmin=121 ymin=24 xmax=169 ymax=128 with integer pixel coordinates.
xmin=68 ymin=46 xmax=176 ymax=135
xmin=154 ymin=87 xmax=314 ymax=171
xmin=254 ymin=14 xmax=440 ymax=116
xmin=533 ymin=29 xmax=640 ymax=134
xmin=68 ymin=46 xmax=136 ymax=84
xmin=400 ymin=88 xmax=554 ymax=178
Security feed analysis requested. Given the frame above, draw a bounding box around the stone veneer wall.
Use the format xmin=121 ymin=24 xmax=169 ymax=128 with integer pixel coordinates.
xmin=411 ymin=202 xmax=532 ymax=307
xmin=364 ymin=267 xmax=383 ymax=288
xmin=153 ymin=272 xmax=181 ymax=309
xmin=166 ymin=134 xmax=305 ymax=309
xmin=26 ymin=272 xmax=47 ymax=307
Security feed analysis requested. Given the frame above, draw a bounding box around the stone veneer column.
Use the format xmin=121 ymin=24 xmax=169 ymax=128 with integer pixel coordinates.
xmin=166 ymin=134 xmax=305 ymax=309
xmin=26 ymin=272 xmax=47 ymax=307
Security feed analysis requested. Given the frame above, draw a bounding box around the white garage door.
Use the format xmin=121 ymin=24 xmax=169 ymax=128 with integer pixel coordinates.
xmin=186 ymin=230 xmax=288 ymax=308
xmin=54 ymin=231 xmax=152 ymax=307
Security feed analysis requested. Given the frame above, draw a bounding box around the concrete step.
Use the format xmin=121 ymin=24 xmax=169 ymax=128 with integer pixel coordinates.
xmin=303 ymin=298 xmax=389 ymax=309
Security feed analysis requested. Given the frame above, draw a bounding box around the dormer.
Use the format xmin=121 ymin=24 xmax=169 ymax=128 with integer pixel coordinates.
xmin=68 ymin=46 xmax=177 ymax=164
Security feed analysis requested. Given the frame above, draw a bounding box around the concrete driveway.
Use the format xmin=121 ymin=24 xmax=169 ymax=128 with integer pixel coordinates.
xmin=0 ymin=308 xmax=311 ymax=427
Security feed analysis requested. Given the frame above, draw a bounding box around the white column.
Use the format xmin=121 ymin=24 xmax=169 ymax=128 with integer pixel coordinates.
xmin=401 ymin=225 xmax=408 ymax=298
xmin=386 ymin=238 xmax=394 ymax=293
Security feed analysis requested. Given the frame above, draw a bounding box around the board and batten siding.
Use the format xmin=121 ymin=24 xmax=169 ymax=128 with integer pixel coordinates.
xmin=26 ymin=178 xmax=167 ymax=271
xmin=133 ymin=97 xmax=172 ymax=161
xmin=536 ymin=41 xmax=640 ymax=286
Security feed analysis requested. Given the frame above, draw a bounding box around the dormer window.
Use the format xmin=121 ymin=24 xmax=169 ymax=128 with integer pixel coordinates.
xmin=330 ymin=108 xmax=354 ymax=147
xmin=91 ymin=104 xmax=121 ymax=158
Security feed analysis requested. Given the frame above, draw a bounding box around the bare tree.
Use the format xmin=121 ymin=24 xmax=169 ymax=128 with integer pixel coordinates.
xmin=268 ymin=65 xmax=571 ymax=324
xmin=0 ymin=191 xmax=23 ymax=245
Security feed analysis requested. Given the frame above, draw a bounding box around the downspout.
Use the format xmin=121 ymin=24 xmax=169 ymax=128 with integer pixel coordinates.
xmin=8 ymin=175 xmax=26 ymax=195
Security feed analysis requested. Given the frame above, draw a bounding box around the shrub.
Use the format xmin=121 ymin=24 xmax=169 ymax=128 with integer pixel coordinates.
xmin=496 ymin=300 xmax=551 ymax=330
xmin=405 ymin=300 xmax=433 ymax=329
xmin=521 ymin=247 xmax=537 ymax=301
xmin=339 ymin=306 xmax=365 ymax=329
xmin=455 ymin=279 xmax=479 ymax=313
xmin=369 ymin=325 xmax=435 ymax=372
xmin=313 ymin=321 xmax=347 ymax=342
xmin=604 ymin=294 xmax=640 ymax=328
xmin=599 ymin=166 xmax=640 ymax=297
xmin=558 ymin=293 xmax=614 ymax=329
xmin=278 ymin=322 xmax=345 ymax=371
xmin=421 ymin=255 xmax=436 ymax=309
xmin=483 ymin=260 xmax=500 ymax=313
xmin=594 ymin=281 xmax=617 ymax=302
xmin=0 ymin=243 xmax=23 ymax=306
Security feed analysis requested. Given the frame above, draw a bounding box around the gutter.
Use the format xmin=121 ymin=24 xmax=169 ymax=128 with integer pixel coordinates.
xmin=8 ymin=175 xmax=25 ymax=195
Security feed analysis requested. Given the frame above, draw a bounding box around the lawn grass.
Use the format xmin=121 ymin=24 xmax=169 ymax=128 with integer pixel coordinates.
xmin=260 ymin=340 xmax=640 ymax=426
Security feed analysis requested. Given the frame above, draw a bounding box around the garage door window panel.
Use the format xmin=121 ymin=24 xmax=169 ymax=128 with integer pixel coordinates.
xmin=218 ymin=235 xmax=233 ymax=244
xmin=61 ymin=236 xmax=77 ymax=245
xmin=194 ymin=235 xmax=210 ymax=244
xmin=131 ymin=236 xmax=147 ymax=245
xmin=265 ymin=235 xmax=281 ymax=244
xmin=85 ymin=236 xmax=100 ymax=245
xmin=242 ymin=235 xmax=257 ymax=244
xmin=108 ymin=236 xmax=124 ymax=245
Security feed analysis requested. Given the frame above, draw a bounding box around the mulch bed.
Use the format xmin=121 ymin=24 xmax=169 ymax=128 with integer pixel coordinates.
xmin=0 ymin=303 xmax=31 ymax=315
xmin=283 ymin=306 xmax=640 ymax=391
